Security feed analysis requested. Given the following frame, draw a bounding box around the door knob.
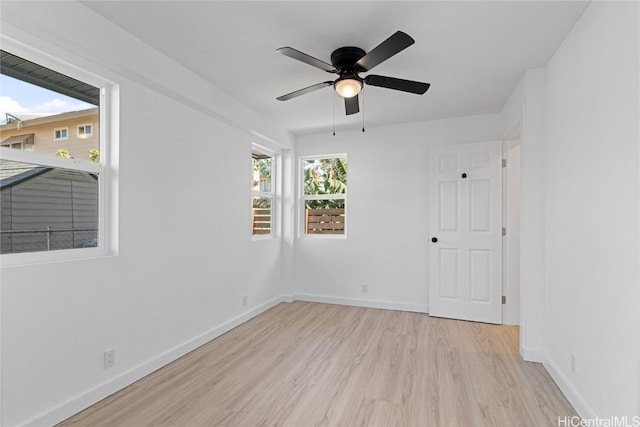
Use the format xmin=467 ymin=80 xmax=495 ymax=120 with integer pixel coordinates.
xmin=431 ymin=237 xmax=438 ymax=243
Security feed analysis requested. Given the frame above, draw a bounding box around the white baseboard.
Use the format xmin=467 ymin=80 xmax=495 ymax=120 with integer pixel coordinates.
xmin=542 ymin=354 xmax=596 ymax=420
xmin=23 ymin=295 xmax=288 ymax=427
xmin=518 ymin=346 xmax=597 ymax=420
xmin=281 ymin=294 xmax=295 ymax=303
xmin=520 ymin=346 xmax=545 ymax=362
xmin=293 ymin=293 xmax=429 ymax=314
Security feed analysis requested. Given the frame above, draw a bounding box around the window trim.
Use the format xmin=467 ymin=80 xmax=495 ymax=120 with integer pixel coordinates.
xmin=299 ymin=153 xmax=348 ymax=239
xmin=251 ymin=143 xmax=278 ymax=240
xmin=0 ymin=37 xmax=118 ymax=267
xmin=53 ymin=127 xmax=69 ymax=141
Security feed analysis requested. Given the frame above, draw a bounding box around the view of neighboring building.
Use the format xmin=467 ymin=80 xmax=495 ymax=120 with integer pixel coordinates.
xmin=0 ymin=107 xmax=99 ymax=161
xmin=0 ymin=107 xmax=100 ymax=254
xmin=0 ymin=159 xmax=98 ymax=254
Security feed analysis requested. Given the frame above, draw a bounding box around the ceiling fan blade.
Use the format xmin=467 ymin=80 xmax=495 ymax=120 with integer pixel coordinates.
xmin=364 ymin=75 xmax=430 ymax=94
xmin=345 ymin=95 xmax=359 ymax=115
xmin=356 ymin=31 xmax=415 ymax=71
xmin=276 ymin=81 xmax=333 ymax=101
xmin=276 ymin=47 xmax=336 ymax=73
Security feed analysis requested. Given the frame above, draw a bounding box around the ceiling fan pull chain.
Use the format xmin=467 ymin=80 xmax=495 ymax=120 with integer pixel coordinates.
xmin=362 ymin=89 xmax=366 ymax=133
xmin=333 ymin=90 xmax=336 ymax=136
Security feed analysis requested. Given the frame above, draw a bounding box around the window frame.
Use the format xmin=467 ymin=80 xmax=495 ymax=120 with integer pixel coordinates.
xmin=77 ymin=123 xmax=93 ymax=137
xmin=251 ymin=143 xmax=278 ymax=240
xmin=0 ymin=37 xmax=118 ymax=266
xmin=299 ymin=153 xmax=347 ymax=239
xmin=53 ymin=127 xmax=69 ymax=141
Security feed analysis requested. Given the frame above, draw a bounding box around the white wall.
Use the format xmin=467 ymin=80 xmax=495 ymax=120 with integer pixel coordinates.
xmin=501 ymin=0 xmax=640 ymax=418
xmin=522 ymin=68 xmax=548 ymax=361
xmin=0 ymin=2 xmax=293 ymax=426
xmin=293 ymin=115 xmax=501 ymax=311
xmin=542 ymin=1 xmax=639 ymax=418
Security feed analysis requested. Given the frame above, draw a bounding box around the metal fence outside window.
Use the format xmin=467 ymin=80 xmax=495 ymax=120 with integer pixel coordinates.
xmin=0 ymin=227 xmax=97 ymax=254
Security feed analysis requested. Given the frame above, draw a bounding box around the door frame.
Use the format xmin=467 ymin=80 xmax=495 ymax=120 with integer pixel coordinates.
xmin=502 ymin=140 xmax=521 ymax=325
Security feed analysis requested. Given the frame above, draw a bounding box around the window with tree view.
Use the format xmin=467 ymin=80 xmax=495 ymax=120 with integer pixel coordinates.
xmin=252 ymin=148 xmax=274 ymax=236
xmin=303 ymin=155 xmax=347 ymax=235
xmin=0 ymin=50 xmax=103 ymax=255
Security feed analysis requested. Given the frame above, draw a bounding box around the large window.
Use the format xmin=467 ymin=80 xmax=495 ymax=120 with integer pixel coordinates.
xmin=251 ymin=145 xmax=275 ymax=237
xmin=302 ymin=155 xmax=347 ymax=236
xmin=0 ymin=48 xmax=111 ymax=261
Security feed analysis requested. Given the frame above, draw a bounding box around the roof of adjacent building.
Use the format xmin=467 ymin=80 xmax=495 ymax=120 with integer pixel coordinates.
xmin=0 ymin=159 xmax=49 ymax=190
xmin=0 ymin=107 xmax=98 ymax=129
xmin=4 ymin=112 xmax=56 ymax=123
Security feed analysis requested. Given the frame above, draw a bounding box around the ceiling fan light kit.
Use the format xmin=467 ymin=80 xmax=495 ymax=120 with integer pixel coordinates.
xmin=334 ymin=76 xmax=362 ymax=98
xmin=276 ymin=30 xmax=430 ymax=117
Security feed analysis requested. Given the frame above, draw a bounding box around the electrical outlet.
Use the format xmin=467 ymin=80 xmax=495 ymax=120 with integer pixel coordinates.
xmin=362 ymin=285 xmax=368 ymax=294
xmin=242 ymin=296 xmax=248 ymax=307
xmin=571 ymin=353 xmax=576 ymax=374
xmin=104 ymin=348 xmax=115 ymax=369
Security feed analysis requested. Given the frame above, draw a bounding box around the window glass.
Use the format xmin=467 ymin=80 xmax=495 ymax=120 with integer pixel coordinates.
xmin=0 ymin=159 xmax=98 ymax=254
xmin=1 ymin=62 xmax=99 ymax=161
xmin=252 ymin=155 xmax=272 ymax=193
xmin=252 ymin=197 xmax=272 ymax=235
xmin=251 ymin=148 xmax=275 ymax=237
xmin=302 ymin=156 xmax=347 ymax=235
xmin=1 ymin=50 xmax=103 ymax=255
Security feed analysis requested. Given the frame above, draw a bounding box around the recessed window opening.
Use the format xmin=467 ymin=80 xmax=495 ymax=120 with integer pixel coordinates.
xmin=0 ymin=49 xmax=104 ymax=256
xmin=302 ymin=155 xmax=347 ymax=236
xmin=251 ymin=145 xmax=276 ymax=238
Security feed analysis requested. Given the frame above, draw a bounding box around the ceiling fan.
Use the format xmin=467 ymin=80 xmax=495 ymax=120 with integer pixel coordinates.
xmin=276 ymin=31 xmax=430 ymax=116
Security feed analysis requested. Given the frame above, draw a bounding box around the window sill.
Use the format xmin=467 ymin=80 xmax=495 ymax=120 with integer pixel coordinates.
xmin=251 ymin=234 xmax=278 ymax=242
xmin=300 ymin=233 xmax=347 ymax=240
xmin=0 ymin=246 xmax=115 ymax=268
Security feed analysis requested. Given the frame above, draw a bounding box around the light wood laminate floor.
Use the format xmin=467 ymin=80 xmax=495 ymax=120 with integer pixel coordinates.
xmin=59 ymin=301 xmax=575 ymax=426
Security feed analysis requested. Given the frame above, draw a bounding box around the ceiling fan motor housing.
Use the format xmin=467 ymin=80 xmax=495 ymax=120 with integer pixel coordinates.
xmin=330 ymin=46 xmax=367 ymax=74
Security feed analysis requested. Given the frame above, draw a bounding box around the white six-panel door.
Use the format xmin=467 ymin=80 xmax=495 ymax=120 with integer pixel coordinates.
xmin=428 ymin=141 xmax=503 ymax=324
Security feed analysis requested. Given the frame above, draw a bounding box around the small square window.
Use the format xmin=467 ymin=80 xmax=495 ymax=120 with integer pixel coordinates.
xmin=78 ymin=124 xmax=93 ymax=137
xmin=54 ymin=127 xmax=68 ymax=141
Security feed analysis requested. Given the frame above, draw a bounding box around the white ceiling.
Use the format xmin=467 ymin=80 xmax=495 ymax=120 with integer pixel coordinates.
xmin=83 ymin=1 xmax=589 ymax=135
